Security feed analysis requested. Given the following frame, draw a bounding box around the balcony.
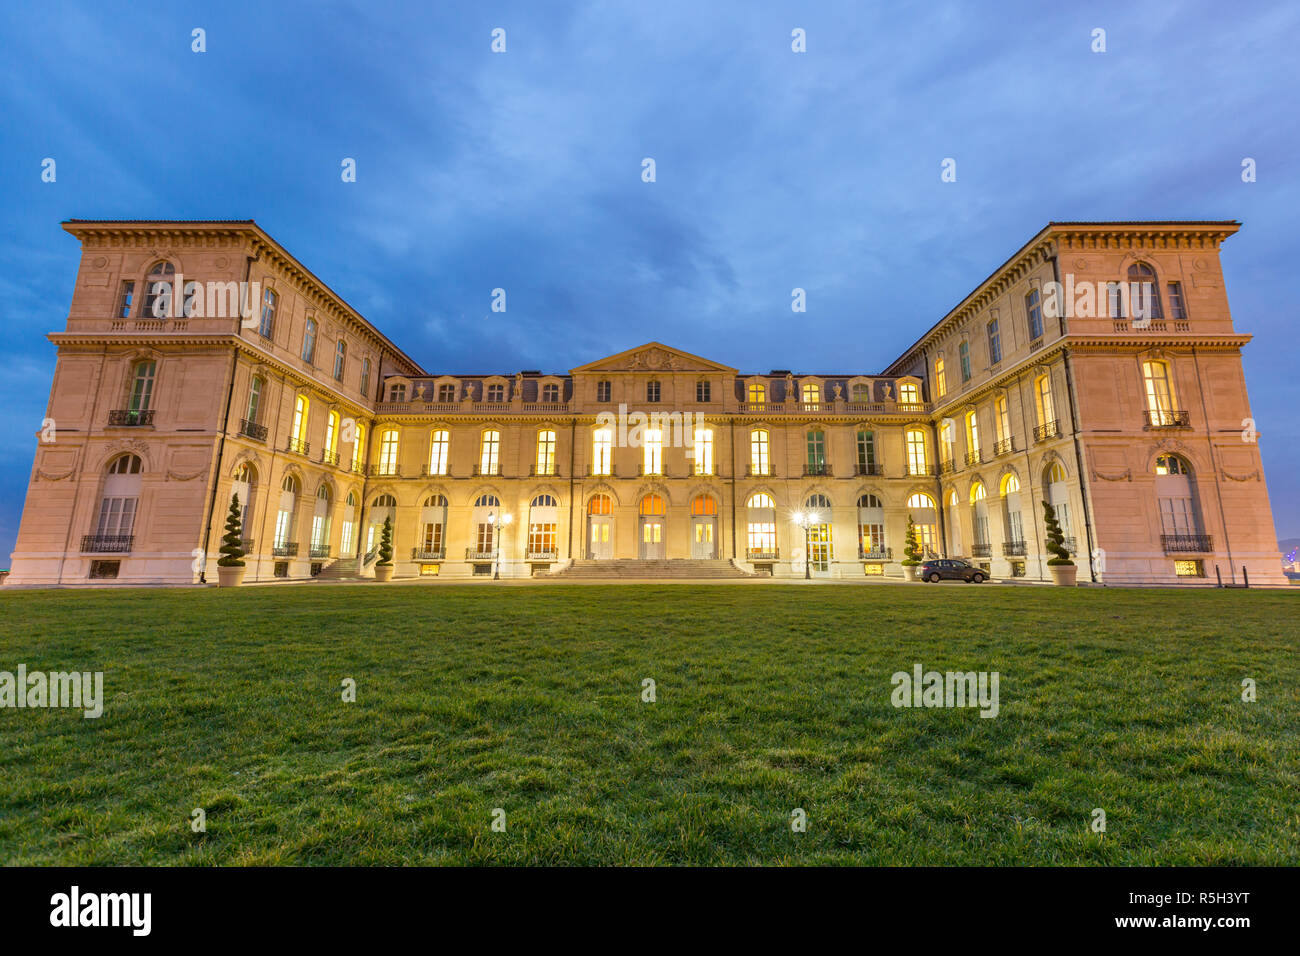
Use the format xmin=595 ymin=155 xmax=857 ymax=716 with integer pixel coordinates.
xmin=239 ymin=538 xmax=255 ymax=554
xmin=939 ymin=458 xmax=956 ymax=476
xmin=746 ymin=464 xmax=772 ymax=477
xmin=993 ymin=437 xmax=1015 ymax=457
xmin=859 ymin=547 xmax=893 ymax=560
xmin=964 ymin=451 xmax=982 ymax=467
xmin=1033 ymin=420 xmax=1060 ymax=442
xmin=746 ymin=549 xmax=780 ymax=561
xmin=907 ymin=463 xmax=935 ymax=477
xmin=586 ymin=465 xmax=615 ymax=478
xmin=1060 ymin=536 xmax=1076 ymax=555
xmin=465 ymin=548 xmax=496 ymax=561
xmin=412 ymin=547 xmax=446 ymax=561
xmin=522 ymin=402 xmax=569 ymax=413
xmin=238 ymin=418 xmax=268 ymax=442
xmin=285 ymin=437 xmax=310 ymax=456
xmin=367 ymin=464 xmax=401 ymax=478
xmin=1002 ymin=540 xmax=1027 ymax=556
xmin=472 ymin=464 xmax=500 ymax=477
xmin=803 ymin=463 xmax=832 ymax=477
xmin=854 ymin=463 xmax=883 ymax=477
xmin=971 ymin=543 xmax=992 ymax=558
xmin=1144 ymin=409 xmax=1190 ymax=429
xmin=638 ymin=464 xmax=666 ymax=477
xmin=309 ymin=545 xmax=331 ymax=559
xmin=108 ymin=409 xmax=154 ymax=427
xmin=321 ymin=450 xmax=340 ymax=467
xmin=530 ymin=465 xmax=559 ymax=477
xmin=421 ymin=465 xmax=451 ymax=478
xmin=273 ymin=542 xmax=299 ymax=557
xmin=81 ymin=534 xmax=133 ymax=553
xmin=1161 ymin=533 xmax=1213 ymax=553
xmin=525 ymin=550 xmax=559 ymax=562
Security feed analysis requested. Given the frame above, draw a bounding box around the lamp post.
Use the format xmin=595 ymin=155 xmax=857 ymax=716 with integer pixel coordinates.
xmin=793 ymin=510 xmax=819 ymax=580
xmin=490 ymin=511 xmax=512 ymax=579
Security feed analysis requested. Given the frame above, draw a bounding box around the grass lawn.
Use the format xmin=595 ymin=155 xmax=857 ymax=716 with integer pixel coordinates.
xmin=0 ymin=583 xmax=1297 ymax=865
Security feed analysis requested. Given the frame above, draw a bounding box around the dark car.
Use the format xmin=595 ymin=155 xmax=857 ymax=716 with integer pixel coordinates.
xmin=920 ymin=559 xmax=986 ymax=583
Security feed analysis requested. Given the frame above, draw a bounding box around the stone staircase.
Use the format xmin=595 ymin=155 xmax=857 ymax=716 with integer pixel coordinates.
xmin=551 ymin=558 xmax=762 ymax=580
xmin=315 ymin=550 xmax=378 ymax=581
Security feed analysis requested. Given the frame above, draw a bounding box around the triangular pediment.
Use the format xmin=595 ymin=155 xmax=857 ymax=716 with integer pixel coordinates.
xmin=570 ymin=342 xmax=737 ymax=375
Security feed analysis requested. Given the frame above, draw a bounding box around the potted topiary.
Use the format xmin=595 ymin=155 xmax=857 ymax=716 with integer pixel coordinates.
xmin=901 ymin=515 xmax=923 ymax=581
xmin=373 ymin=515 xmax=395 ymax=582
xmin=1042 ymin=500 xmax=1076 ymax=586
xmin=216 ymin=493 xmax=247 ymax=587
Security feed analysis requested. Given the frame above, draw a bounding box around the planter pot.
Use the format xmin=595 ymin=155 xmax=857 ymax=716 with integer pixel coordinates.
xmin=216 ymin=565 xmax=246 ymax=588
xmin=373 ymin=564 xmax=394 ymax=583
xmin=902 ymin=565 xmax=920 ymax=582
xmin=1049 ymin=564 xmax=1077 ymax=587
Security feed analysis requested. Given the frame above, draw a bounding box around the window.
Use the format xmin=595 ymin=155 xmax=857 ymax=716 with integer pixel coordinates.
xmin=116 ymin=281 xmax=135 ymax=319
xmin=857 ymin=494 xmax=885 ymax=556
xmin=1035 ymin=374 xmax=1055 ymax=426
xmin=340 ymin=491 xmax=357 ymax=555
xmin=245 ymin=376 xmax=264 ymax=423
xmin=696 ymin=380 xmax=711 ymax=403
xmin=274 ymin=475 xmax=299 ymax=548
xmin=388 ymin=383 xmax=407 ymax=403
xmin=142 ymin=261 xmax=174 ymax=318
xmin=542 ymin=383 xmax=560 ymax=403
xmin=128 ymin=361 xmax=156 ymax=412
xmin=258 ymin=288 xmax=277 ymax=338
xmin=851 ymin=382 xmax=869 ymax=403
xmin=802 ymin=382 xmax=821 ymax=406
xmin=360 ymin=357 xmax=371 ymax=396
xmin=94 ymin=455 xmax=143 ymax=546
xmin=437 ymin=383 xmax=456 ymax=403
xmin=378 ymin=429 xmax=399 ymax=476
xmin=420 ymin=494 xmax=447 ymax=556
xmin=310 ymin=484 xmax=333 ymax=553
xmin=856 ymin=429 xmax=876 ymax=474
xmin=428 ymin=430 xmax=449 ymax=475
xmin=934 ymin=358 xmax=947 ymax=397
xmin=1046 ymin=461 xmax=1071 ymax=540
xmin=748 ymin=382 xmax=767 ymax=404
xmin=806 ymin=429 xmax=826 ymax=474
xmin=487 ymin=383 xmax=505 ymax=403
xmin=182 ymin=279 xmax=202 ymax=318
xmin=333 ymin=340 xmax=346 ymax=380
xmin=1128 ymin=263 xmax=1162 ymax=321
xmin=906 ymin=428 xmax=928 ymax=475
xmin=536 ymin=429 xmax=556 ymax=475
xmin=588 ymin=494 xmax=612 ymax=514
xmin=907 ymin=492 xmax=938 ymax=555
xmin=1174 ymin=559 xmax=1204 ymax=577
xmin=1142 ymin=361 xmax=1174 ymax=418
xmin=646 ymin=380 xmax=661 ymax=403
xmin=693 ymin=427 xmax=713 ymax=475
xmin=597 ymin=380 xmax=612 ymax=403
xmin=473 ymin=493 xmax=499 ymax=555
xmin=528 ymin=494 xmax=558 ymax=556
xmin=940 ymin=420 xmax=956 ymax=465
xmin=746 ymin=493 xmax=777 ymax=556
xmin=959 ymin=342 xmax=971 ymax=382
xmin=324 ymin=411 xmax=339 ymax=462
xmin=1001 ymin=473 xmax=1024 ymax=546
xmin=987 ymin=318 xmax=1001 ymax=365
xmin=352 ymin=423 xmax=366 ymax=472
xmin=1167 ymin=282 xmax=1186 ymax=320
xmin=592 ymin=428 xmax=613 ymax=476
xmin=639 ymin=494 xmax=665 ymax=515
xmin=1107 ymin=281 xmax=1126 ymax=319
xmin=301 ymin=318 xmax=317 ymax=363
xmin=751 ymin=428 xmax=770 ymax=476
xmin=479 ymin=429 xmax=500 ymax=475
xmin=643 ymin=427 xmax=663 ymax=474
xmin=898 ymin=382 xmax=919 ymax=404
xmin=804 ymin=494 xmax=832 ymax=571
xmin=965 ymin=410 xmax=981 ymax=462
xmin=995 ymin=397 xmax=1011 ymax=445
xmin=290 ymin=395 xmax=309 ymax=446
xmin=1026 ymin=289 xmax=1043 ymax=340
xmin=690 ymin=495 xmax=717 ymax=516
xmin=1155 ymin=456 xmax=1199 ymax=537
xmin=970 ymin=483 xmax=989 ymax=548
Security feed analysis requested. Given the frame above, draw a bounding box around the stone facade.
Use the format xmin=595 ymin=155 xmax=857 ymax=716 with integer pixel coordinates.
xmin=5 ymin=219 xmax=1285 ymax=586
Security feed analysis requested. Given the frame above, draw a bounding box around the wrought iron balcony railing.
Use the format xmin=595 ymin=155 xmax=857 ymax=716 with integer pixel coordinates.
xmin=993 ymin=437 xmax=1015 ymax=457
xmin=411 ymin=547 xmax=446 ymax=561
xmin=273 ymin=542 xmax=299 ymax=557
xmin=81 ymin=534 xmax=133 ymax=553
xmin=803 ymin=463 xmax=832 ymax=477
xmin=1144 ymin=409 xmax=1190 ymax=429
xmin=747 ymin=464 xmax=772 ymax=477
xmin=1002 ymin=540 xmax=1027 ymax=556
xmin=858 ymin=547 xmax=893 ymax=560
xmin=971 ymin=542 xmax=992 ymax=558
xmin=309 ymin=545 xmax=331 ymax=559
xmin=638 ymin=465 xmax=666 ymax=477
xmin=907 ymin=463 xmax=936 ymax=477
xmin=525 ymin=550 xmax=559 ymax=561
xmin=321 ymin=451 xmax=340 ymax=467
xmin=1033 ymin=420 xmax=1060 ymax=442
xmin=473 ymin=464 xmax=500 ymax=477
xmin=285 ymin=437 xmax=310 ymax=456
xmin=939 ymin=458 xmax=956 ymax=475
xmin=367 ymin=464 xmax=400 ymax=478
xmin=964 ymin=451 xmax=982 ymax=467
xmin=108 ymin=409 xmax=154 ymax=427
xmin=746 ymin=549 xmax=780 ymax=561
xmin=586 ymin=465 xmax=615 ymax=478
xmin=854 ymin=463 xmax=883 ymax=476
xmin=1060 ymin=536 xmax=1077 ymax=555
xmin=238 ymin=418 xmax=268 ymax=441
xmin=1161 ymin=533 xmax=1213 ymax=552
xmin=530 ymin=465 xmax=559 ymax=477
xmin=465 ymin=548 xmax=496 ymax=561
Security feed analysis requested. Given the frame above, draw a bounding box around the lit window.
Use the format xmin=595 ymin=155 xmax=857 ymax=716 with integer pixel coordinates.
xmin=987 ymin=318 xmax=1001 ymax=365
xmin=378 ymin=429 xmax=400 ymax=475
xmin=643 ymin=427 xmax=663 ymax=474
xmin=1035 ymin=374 xmax=1056 ymax=426
xmin=751 ymin=428 xmax=770 ymax=476
xmin=935 ymin=358 xmax=947 ymax=397
xmin=1142 ymin=361 xmax=1174 ymax=418
xmin=592 ymin=428 xmax=612 ymax=476
xmin=906 ymin=428 xmax=928 ymax=475
xmin=351 ymin=423 xmax=366 ymax=472
xmin=693 ymin=427 xmax=713 ymax=475
xmin=907 ymin=492 xmax=938 ymax=555
xmin=301 ymin=317 xmax=317 ymax=363
xmin=745 ymin=493 xmax=777 ymax=557
xmin=258 ymin=288 xmax=277 ymax=338
xmin=536 ymin=429 xmax=556 ymax=475
xmin=857 ymin=494 xmax=885 ymax=556
xmin=802 ymin=382 xmax=821 ymax=406
xmin=333 ymin=340 xmax=346 ymax=380
xmin=965 ymin=411 xmax=981 ymax=461
xmin=291 ymin=395 xmax=309 ymax=444
xmin=995 ymin=397 xmax=1010 ymax=445
xmin=1026 ymin=289 xmax=1043 ymax=340
xmin=479 ymin=429 xmax=500 ymax=475
xmin=324 ymin=411 xmax=339 ymax=461
xmin=1174 ymin=560 xmax=1204 ymax=577
xmin=748 ymin=382 xmax=766 ymax=404
xmin=428 ymin=430 xmax=449 ymax=475
xmin=899 ymin=382 xmax=920 ymax=404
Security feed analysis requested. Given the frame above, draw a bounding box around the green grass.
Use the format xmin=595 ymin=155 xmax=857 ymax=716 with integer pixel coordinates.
xmin=1 ymin=583 xmax=1297 ymax=865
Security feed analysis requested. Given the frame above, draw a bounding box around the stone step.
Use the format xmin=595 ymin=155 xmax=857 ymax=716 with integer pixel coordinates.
xmin=553 ymin=559 xmax=757 ymax=579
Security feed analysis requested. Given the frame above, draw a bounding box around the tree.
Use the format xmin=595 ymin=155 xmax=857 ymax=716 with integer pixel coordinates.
xmin=902 ymin=516 xmax=923 ymax=566
xmin=217 ymin=493 xmax=245 ymax=567
xmin=376 ymin=515 xmax=394 ymax=566
xmin=1042 ymin=500 xmax=1073 ymax=566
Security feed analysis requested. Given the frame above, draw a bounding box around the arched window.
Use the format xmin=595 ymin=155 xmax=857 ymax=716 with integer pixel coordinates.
xmin=899 ymin=382 xmax=920 ymax=404
xmin=311 ymin=484 xmax=333 ymax=554
xmin=690 ymin=494 xmax=717 ymax=516
xmin=906 ymin=428 xmax=928 ymax=475
xmin=333 ymin=340 xmax=346 ymax=380
xmin=324 ymin=410 xmax=339 ymax=463
xmin=946 ymin=489 xmax=962 ymax=555
xmin=473 ymin=494 xmax=499 ymax=508
xmin=857 ymin=494 xmax=885 ymax=557
xmin=588 ymin=494 xmax=613 ymax=515
xmin=969 ymin=482 xmax=989 ymax=552
xmin=803 ymin=494 xmax=832 ymax=571
xmin=851 ymin=382 xmax=870 ymax=403
xmin=907 ymin=492 xmax=938 ymax=556
xmin=245 ymin=375 xmax=264 ymax=425
xmin=128 ymin=360 xmax=157 ymax=414
xmin=750 ymin=428 xmax=770 ymax=476
xmin=92 ymin=455 xmax=143 ymax=550
xmin=1034 ymin=374 xmax=1055 ymax=428
xmin=802 ymin=382 xmax=821 ymax=406
xmin=639 ymin=494 xmax=665 ymax=516
xmin=141 ymin=261 xmax=175 ymax=318
xmin=258 ymin=288 xmax=277 ymax=338
xmin=1045 ymin=461 xmax=1072 ymax=545
xmin=965 ymin=410 xmax=981 ymax=463
xmin=746 ymin=492 xmax=776 ymax=557
xmin=378 ymin=428 xmax=400 ymax=476
xmin=415 ymin=494 xmax=446 ymax=558
xmin=274 ymin=474 xmax=300 ymax=550
xmin=340 ymin=490 xmax=358 ymax=555
xmin=692 ymin=427 xmax=713 ymax=476
xmin=806 ymin=429 xmax=827 ymax=475
xmin=428 ymin=430 xmax=450 ymax=476
xmin=805 ymin=493 xmax=832 ymax=512
xmin=1000 ymin=474 xmax=1024 ymax=552
xmin=301 ymin=317 xmax=317 ymax=363
xmin=1128 ymin=263 xmax=1162 ymax=321
xmin=290 ymin=395 xmax=309 ymax=451
xmin=528 ymin=494 xmax=559 ymax=556
xmin=934 ymin=357 xmax=947 ymax=397
xmin=1154 ymin=455 xmax=1202 ymax=545
xmin=231 ymin=462 xmax=257 ymax=547
xmin=367 ymin=493 xmax=397 ymax=555
xmin=592 ymin=427 xmax=613 ymax=476
xmin=535 ymin=429 xmax=556 ymax=476
xmin=478 ymin=429 xmax=500 ymax=476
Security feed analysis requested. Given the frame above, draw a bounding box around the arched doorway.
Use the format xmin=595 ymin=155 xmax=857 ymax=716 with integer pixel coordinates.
xmin=587 ymin=494 xmax=613 ymax=560
xmin=690 ymin=494 xmax=717 ymax=558
xmin=639 ymin=494 xmax=666 ymax=559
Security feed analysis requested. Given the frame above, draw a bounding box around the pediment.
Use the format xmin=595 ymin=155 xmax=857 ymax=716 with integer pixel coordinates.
xmin=571 ymin=342 xmax=737 ymax=375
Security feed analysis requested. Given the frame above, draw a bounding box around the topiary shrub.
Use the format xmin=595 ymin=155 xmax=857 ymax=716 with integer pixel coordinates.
xmin=217 ymin=493 xmax=245 ymax=567
xmin=376 ymin=515 xmax=394 ymax=566
xmin=902 ymin=516 xmax=923 ymax=566
xmin=1042 ymin=500 xmax=1074 ymax=566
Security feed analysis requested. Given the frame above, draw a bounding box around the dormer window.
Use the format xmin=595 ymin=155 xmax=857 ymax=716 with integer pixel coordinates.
xmin=487 ymin=383 xmax=505 ymax=402
xmin=542 ymin=383 xmax=560 ymax=403
xmin=438 ymin=383 xmax=456 ymax=402
xmin=389 ymin=383 xmax=407 ymax=402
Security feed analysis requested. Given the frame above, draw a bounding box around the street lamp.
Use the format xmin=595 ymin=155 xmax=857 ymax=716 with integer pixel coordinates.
xmin=489 ymin=511 xmax=513 ymax=579
xmin=793 ymin=510 xmax=819 ymax=580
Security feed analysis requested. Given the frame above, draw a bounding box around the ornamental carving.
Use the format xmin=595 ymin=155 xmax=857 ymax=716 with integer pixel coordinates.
xmin=626 ymin=347 xmax=679 ymax=370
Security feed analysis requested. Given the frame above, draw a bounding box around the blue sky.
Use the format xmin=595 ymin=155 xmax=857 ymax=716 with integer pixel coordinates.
xmin=1 ymin=0 xmax=1298 ymax=562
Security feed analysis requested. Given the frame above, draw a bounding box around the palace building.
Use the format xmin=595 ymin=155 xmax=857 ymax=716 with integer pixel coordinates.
xmin=5 ymin=219 xmax=1285 ymax=586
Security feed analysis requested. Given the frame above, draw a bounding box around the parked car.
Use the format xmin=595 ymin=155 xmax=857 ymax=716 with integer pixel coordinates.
xmin=920 ymin=559 xmax=986 ymax=583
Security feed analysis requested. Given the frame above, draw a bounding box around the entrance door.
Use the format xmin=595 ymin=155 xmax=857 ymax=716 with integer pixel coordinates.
xmin=589 ymin=517 xmax=612 ymax=559
xmin=640 ymin=518 xmax=665 ymax=559
xmin=691 ymin=517 xmax=716 ymax=558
